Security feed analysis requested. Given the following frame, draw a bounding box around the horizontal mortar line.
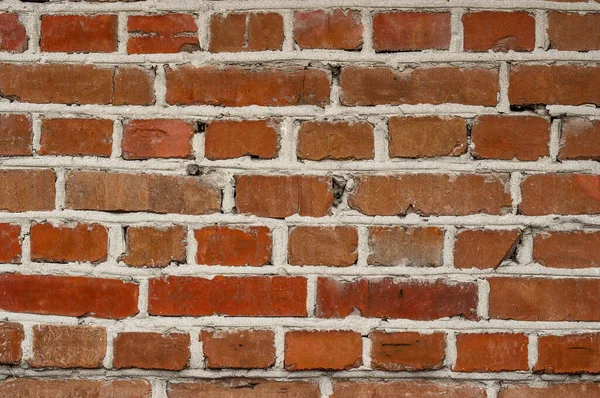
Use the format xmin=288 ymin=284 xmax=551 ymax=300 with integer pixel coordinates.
xmin=1 ymin=50 xmax=600 ymax=65
xmin=2 ymin=211 xmax=600 ymax=227
xmin=0 ymin=368 xmax=598 ymax=382
xmin=1 ymin=262 xmax=600 ymax=279
xmin=3 ymin=0 xmax=600 ymax=12
xmin=2 ymin=312 xmax=600 ymax=332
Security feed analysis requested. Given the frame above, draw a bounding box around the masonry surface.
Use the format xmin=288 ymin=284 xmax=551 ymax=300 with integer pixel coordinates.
xmin=0 ymin=0 xmax=600 ymax=396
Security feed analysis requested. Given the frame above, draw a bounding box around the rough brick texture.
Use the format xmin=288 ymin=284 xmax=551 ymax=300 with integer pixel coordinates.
xmin=0 ymin=0 xmax=598 ymax=394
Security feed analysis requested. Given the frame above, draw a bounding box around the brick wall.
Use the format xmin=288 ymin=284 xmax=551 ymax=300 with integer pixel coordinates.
xmin=0 ymin=0 xmax=600 ymax=396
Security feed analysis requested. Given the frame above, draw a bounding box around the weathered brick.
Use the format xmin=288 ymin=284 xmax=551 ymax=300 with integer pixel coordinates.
xmin=534 ymin=231 xmax=600 ymax=268
xmin=30 ymin=325 xmax=106 ymax=369
xmin=340 ymin=66 xmax=499 ymax=106
xmin=122 ymin=119 xmax=194 ymax=159
xmin=368 ymin=226 xmax=444 ymax=267
xmin=471 ymin=115 xmax=550 ymax=160
xmin=65 ymin=171 xmax=221 ymax=215
xmin=0 ymin=169 xmax=55 ymax=212
xmin=210 ymin=13 xmax=283 ymax=52
xmin=548 ymin=12 xmax=600 ymax=51
xmin=388 ymin=116 xmax=467 ymax=158
xmin=0 ymin=379 xmax=151 ymax=397
xmin=509 ymin=64 xmax=600 ymax=106
xmin=195 ymin=226 xmax=272 ymax=266
xmin=288 ymin=226 xmax=358 ymax=266
xmin=294 ymin=9 xmax=363 ymax=50
xmin=559 ymin=118 xmax=600 ymax=160
xmin=113 ymin=332 xmax=190 ymax=370
xmin=200 ymin=329 xmax=275 ymax=369
xmin=536 ymin=334 xmax=600 ymax=374
xmin=284 ymin=330 xmax=362 ymax=371
xmin=488 ymin=277 xmax=600 ymax=321
xmin=30 ymin=222 xmax=108 ymax=264
xmin=148 ymin=276 xmax=307 ymax=317
xmin=0 ymin=273 xmax=139 ymax=319
xmin=0 ymin=224 xmax=21 ymax=263
xmin=39 ymin=118 xmax=113 ymax=157
xmin=121 ymin=225 xmax=187 ymax=267
xmin=463 ymin=11 xmax=535 ymax=52
xmin=297 ymin=120 xmax=374 ymax=160
xmin=128 ymin=14 xmax=199 ymax=54
xmin=454 ymin=333 xmax=529 ymax=372
xmin=0 ymin=114 xmax=31 ymax=156
xmin=0 ymin=322 xmax=23 ymax=365
xmin=317 ymin=277 xmax=478 ymax=320
xmin=205 ymin=120 xmax=278 ymax=160
xmin=235 ymin=175 xmax=333 ymax=218
xmin=499 ymin=383 xmax=600 ymax=398
xmin=454 ymin=229 xmax=520 ymax=269
xmin=41 ymin=15 xmax=117 ymax=53
xmin=166 ymin=66 xmax=330 ymax=107
xmin=0 ymin=13 xmax=27 ymax=53
xmin=168 ymin=380 xmax=320 ymax=397
xmin=349 ymin=174 xmax=511 ymax=216
xmin=520 ymin=174 xmax=600 ymax=215
xmin=370 ymin=331 xmax=446 ymax=371
xmin=373 ymin=12 xmax=450 ymax=51
xmin=331 ymin=381 xmax=486 ymax=398
xmin=113 ymin=66 xmax=155 ymax=105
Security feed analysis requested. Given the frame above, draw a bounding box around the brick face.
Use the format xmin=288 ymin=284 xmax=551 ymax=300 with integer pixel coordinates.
xmin=200 ymin=329 xmax=275 ymax=369
xmin=0 ymin=114 xmax=32 ymax=156
xmin=370 ymin=331 xmax=446 ymax=371
xmin=41 ymin=15 xmax=118 ymax=53
xmin=39 ymin=118 xmax=113 ymax=157
xmin=462 ymin=11 xmax=535 ymax=52
xmin=373 ymin=12 xmax=451 ymax=51
xmin=294 ymin=10 xmax=363 ymax=50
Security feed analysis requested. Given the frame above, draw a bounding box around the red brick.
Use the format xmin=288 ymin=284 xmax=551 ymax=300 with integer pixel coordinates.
xmin=235 ymin=175 xmax=333 ymax=218
xmin=317 ymin=277 xmax=478 ymax=320
xmin=559 ymin=118 xmax=600 ymax=160
xmin=463 ymin=11 xmax=535 ymax=52
xmin=454 ymin=229 xmax=520 ymax=269
xmin=121 ymin=225 xmax=187 ymax=267
xmin=168 ymin=380 xmax=320 ymax=397
xmin=294 ymin=9 xmax=363 ymax=50
xmin=534 ymin=231 xmax=600 ymax=268
xmin=536 ymin=334 xmax=600 ymax=374
xmin=65 ymin=171 xmax=221 ymax=215
xmin=509 ymin=64 xmax=600 ymax=106
xmin=288 ymin=226 xmax=357 ymax=267
xmin=520 ymin=174 xmax=600 ymax=215
xmin=195 ymin=226 xmax=271 ymax=266
xmin=340 ymin=66 xmax=499 ymax=106
xmin=373 ymin=12 xmax=450 ymax=51
xmin=200 ymin=329 xmax=275 ymax=369
xmin=148 ymin=276 xmax=307 ymax=317
xmin=205 ymin=119 xmax=278 ymax=160
xmin=0 ymin=224 xmax=21 ymax=263
xmin=0 ymin=64 xmax=154 ymax=105
xmin=0 ymin=169 xmax=55 ymax=212
xmin=113 ymin=332 xmax=190 ymax=370
xmin=122 ymin=119 xmax=194 ymax=159
xmin=128 ymin=14 xmax=199 ymax=54
xmin=331 ymin=381 xmax=486 ymax=398
xmin=30 ymin=325 xmax=106 ymax=369
xmin=471 ymin=115 xmax=550 ymax=160
xmin=30 ymin=222 xmax=108 ymax=264
xmin=388 ymin=116 xmax=466 ymax=158
xmin=297 ymin=120 xmax=374 ymax=160
xmin=0 ymin=273 xmax=139 ymax=319
xmin=41 ymin=15 xmax=117 ymax=53
xmin=548 ymin=12 xmax=600 ymax=51
xmin=370 ymin=331 xmax=446 ymax=371
xmin=284 ymin=330 xmax=362 ymax=371
xmin=499 ymin=383 xmax=600 ymax=398
xmin=39 ymin=118 xmax=113 ymax=157
xmin=0 ymin=13 xmax=27 ymax=53
xmin=0 ymin=379 xmax=151 ymax=397
xmin=166 ymin=65 xmax=330 ymax=107
xmin=210 ymin=13 xmax=283 ymax=52
xmin=368 ymin=226 xmax=444 ymax=267
xmin=0 ymin=114 xmax=31 ymax=156
xmin=454 ymin=333 xmax=529 ymax=372
xmin=348 ymin=174 xmax=511 ymax=216
xmin=0 ymin=322 xmax=23 ymax=365
xmin=488 ymin=277 xmax=600 ymax=321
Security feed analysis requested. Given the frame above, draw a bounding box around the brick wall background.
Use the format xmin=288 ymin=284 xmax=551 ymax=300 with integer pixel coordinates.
xmin=0 ymin=0 xmax=600 ymax=396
